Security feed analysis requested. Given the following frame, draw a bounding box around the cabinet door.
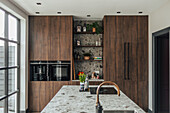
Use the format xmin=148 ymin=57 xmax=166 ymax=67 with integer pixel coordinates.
xmin=103 ymin=16 xmax=117 ymax=81
xmin=124 ymin=42 xmax=138 ymax=103
xmin=50 ymin=16 xmax=73 ymax=61
xmin=29 ymin=16 xmax=50 ymax=61
xmin=49 ymin=17 xmax=60 ymax=60
xmin=59 ymin=16 xmax=73 ymax=60
xmin=137 ymin=16 xmax=148 ymax=111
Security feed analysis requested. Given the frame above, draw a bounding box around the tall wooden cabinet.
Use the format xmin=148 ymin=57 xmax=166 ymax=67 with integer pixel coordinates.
xmin=28 ymin=16 xmax=73 ymax=112
xmin=103 ymin=16 xmax=148 ymax=111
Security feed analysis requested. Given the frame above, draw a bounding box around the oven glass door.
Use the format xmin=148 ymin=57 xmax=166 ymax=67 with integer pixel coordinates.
xmin=51 ymin=64 xmax=70 ymax=81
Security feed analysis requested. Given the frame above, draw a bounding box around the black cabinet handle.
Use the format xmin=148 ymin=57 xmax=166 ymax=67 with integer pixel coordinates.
xmin=127 ymin=42 xmax=130 ymax=80
xmin=124 ymin=42 xmax=126 ymax=80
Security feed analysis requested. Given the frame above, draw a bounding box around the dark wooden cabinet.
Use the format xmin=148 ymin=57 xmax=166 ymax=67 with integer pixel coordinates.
xmin=29 ymin=16 xmax=73 ymax=61
xmin=28 ymin=16 xmax=73 ymax=112
xmin=29 ymin=16 xmax=50 ymax=61
xmin=49 ymin=16 xmax=73 ymax=60
xmin=103 ymin=16 xmax=148 ymax=111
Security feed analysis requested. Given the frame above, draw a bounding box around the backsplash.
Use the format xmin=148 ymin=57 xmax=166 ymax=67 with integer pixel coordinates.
xmin=73 ymin=20 xmax=103 ymax=79
xmin=74 ymin=61 xmax=103 ymax=79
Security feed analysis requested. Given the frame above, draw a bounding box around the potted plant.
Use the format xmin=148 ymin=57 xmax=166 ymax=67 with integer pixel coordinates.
xmin=87 ymin=22 xmax=103 ymax=34
xmin=83 ymin=53 xmax=91 ymax=60
xmin=78 ymin=72 xmax=87 ymax=91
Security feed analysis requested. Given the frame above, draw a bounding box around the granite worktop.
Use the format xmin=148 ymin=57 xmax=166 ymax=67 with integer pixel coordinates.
xmin=41 ymin=85 xmax=145 ymax=113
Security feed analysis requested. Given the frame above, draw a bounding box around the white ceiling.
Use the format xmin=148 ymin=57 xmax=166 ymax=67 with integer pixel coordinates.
xmin=10 ymin=0 xmax=169 ymax=20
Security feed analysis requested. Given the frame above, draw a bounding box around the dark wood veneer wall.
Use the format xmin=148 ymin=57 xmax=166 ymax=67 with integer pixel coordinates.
xmin=103 ymin=16 xmax=148 ymax=111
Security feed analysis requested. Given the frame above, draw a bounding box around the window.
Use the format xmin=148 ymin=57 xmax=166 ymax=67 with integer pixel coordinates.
xmin=0 ymin=8 xmax=20 ymax=113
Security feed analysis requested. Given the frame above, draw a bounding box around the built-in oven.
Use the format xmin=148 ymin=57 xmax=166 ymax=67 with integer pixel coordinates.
xmin=50 ymin=61 xmax=70 ymax=81
xmin=30 ymin=61 xmax=48 ymax=81
xmin=30 ymin=61 xmax=70 ymax=81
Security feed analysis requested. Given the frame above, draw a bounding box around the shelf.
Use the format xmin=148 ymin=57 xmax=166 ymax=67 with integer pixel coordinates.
xmin=74 ymin=59 xmax=102 ymax=62
xmin=74 ymin=45 xmax=103 ymax=47
xmin=74 ymin=32 xmax=102 ymax=34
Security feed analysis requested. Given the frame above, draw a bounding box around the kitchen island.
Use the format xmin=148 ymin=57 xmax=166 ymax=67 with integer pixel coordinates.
xmin=41 ymin=85 xmax=145 ymax=113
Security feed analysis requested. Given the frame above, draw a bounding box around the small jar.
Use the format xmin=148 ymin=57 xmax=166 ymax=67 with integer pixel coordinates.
xmin=96 ymin=41 xmax=99 ymax=46
xmin=77 ymin=40 xmax=81 ymax=46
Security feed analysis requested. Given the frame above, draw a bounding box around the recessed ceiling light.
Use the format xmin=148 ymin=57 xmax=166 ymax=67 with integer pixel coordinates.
xmin=138 ymin=11 xmax=143 ymax=14
xmin=87 ymin=15 xmax=91 ymax=17
xmin=35 ymin=12 xmax=40 ymax=14
xmin=57 ymin=12 xmax=62 ymax=14
xmin=117 ymin=11 xmax=121 ymax=14
xmin=36 ymin=3 xmax=41 ymax=5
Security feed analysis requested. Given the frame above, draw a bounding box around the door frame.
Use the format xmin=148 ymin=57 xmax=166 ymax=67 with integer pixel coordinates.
xmin=152 ymin=27 xmax=170 ymax=113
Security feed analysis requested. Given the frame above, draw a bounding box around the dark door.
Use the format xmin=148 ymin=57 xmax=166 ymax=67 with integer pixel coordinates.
xmin=154 ymin=32 xmax=169 ymax=113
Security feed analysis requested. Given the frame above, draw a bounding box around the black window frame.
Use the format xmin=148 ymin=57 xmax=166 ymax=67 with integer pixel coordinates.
xmin=0 ymin=7 xmax=20 ymax=113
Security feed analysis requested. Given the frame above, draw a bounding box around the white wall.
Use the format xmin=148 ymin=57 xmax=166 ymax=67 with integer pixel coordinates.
xmin=0 ymin=0 xmax=28 ymax=112
xmin=149 ymin=1 xmax=170 ymax=111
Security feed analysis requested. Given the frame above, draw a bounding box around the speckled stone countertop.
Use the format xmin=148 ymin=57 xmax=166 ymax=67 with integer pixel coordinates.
xmin=41 ymin=85 xmax=145 ymax=113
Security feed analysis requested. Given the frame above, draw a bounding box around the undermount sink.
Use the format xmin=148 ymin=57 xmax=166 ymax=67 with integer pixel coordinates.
xmin=103 ymin=110 xmax=136 ymax=113
xmin=90 ymin=87 xmax=117 ymax=94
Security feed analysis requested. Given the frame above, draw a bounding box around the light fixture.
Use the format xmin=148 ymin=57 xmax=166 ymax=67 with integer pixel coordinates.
xmin=36 ymin=3 xmax=41 ymax=5
xmin=138 ymin=11 xmax=143 ymax=14
xmin=117 ymin=11 xmax=121 ymax=14
xmin=57 ymin=12 xmax=62 ymax=14
xmin=87 ymin=15 xmax=91 ymax=17
xmin=35 ymin=12 xmax=40 ymax=14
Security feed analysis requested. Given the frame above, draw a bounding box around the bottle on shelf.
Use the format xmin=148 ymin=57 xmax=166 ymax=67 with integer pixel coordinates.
xmin=98 ymin=38 xmax=101 ymax=46
xmin=83 ymin=23 xmax=86 ymax=32
xmin=84 ymin=75 xmax=89 ymax=91
xmin=77 ymin=52 xmax=81 ymax=60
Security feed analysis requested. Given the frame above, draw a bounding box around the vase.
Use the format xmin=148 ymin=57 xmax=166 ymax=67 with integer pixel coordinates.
xmin=79 ymin=82 xmax=84 ymax=91
xmin=92 ymin=27 xmax=96 ymax=32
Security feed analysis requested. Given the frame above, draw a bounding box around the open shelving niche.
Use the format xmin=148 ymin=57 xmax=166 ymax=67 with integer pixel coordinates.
xmin=72 ymin=20 xmax=104 ymax=81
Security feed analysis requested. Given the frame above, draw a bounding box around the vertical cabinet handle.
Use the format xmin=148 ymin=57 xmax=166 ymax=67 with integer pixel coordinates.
xmin=127 ymin=42 xmax=130 ymax=80
xmin=124 ymin=42 xmax=130 ymax=80
xmin=124 ymin=42 xmax=126 ymax=80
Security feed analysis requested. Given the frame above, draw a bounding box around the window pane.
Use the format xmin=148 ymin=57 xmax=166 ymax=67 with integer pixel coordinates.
xmin=0 ymin=99 xmax=5 ymax=113
xmin=0 ymin=40 xmax=5 ymax=67
xmin=8 ymin=15 xmax=17 ymax=41
xmin=0 ymin=9 xmax=5 ymax=38
xmin=0 ymin=70 xmax=5 ymax=97
xmin=0 ymin=70 xmax=5 ymax=113
xmin=8 ymin=42 xmax=17 ymax=66
xmin=8 ymin=94 xmax=16 ymax=113
xmin=8 ymin=69 xmax=17 ymax=93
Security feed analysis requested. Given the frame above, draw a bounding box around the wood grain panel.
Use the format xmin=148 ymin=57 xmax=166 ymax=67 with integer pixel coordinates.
xmin=28 ymin=82 xmax=40 ymax=112
xmin=29 ymin=16 xmax=73 ymax=61
xmin=49 ymin=16 xmax=60 ymax=60
xmin=103 ymin=16 xmax=148 ymax=111
xmin=115 ymin=16 xmax=125 ymax=90
xmin=59 ymin=17 xmax=72 ymax=60
xmin=39 ymin=82 xmax=46 ymax=110
xmin=29 ymin=16 xmax=50 ymax=61
xmin=137 ymin=16 xmax=148 ymax=111
xmin=103 ymin=16 xmax=116 ymax=81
